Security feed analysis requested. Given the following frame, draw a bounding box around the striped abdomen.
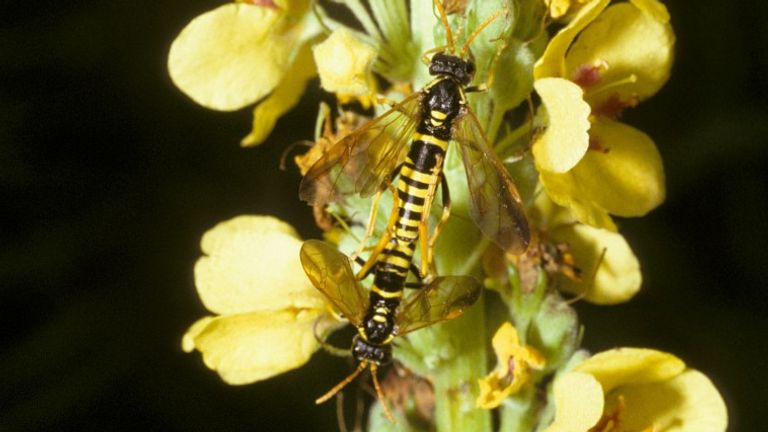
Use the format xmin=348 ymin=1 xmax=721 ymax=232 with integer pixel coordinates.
xmin=368 ymin=130 xmax=450 ymax=308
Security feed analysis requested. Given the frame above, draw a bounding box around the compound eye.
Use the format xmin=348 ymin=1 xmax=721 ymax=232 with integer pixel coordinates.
xmin=466 ymin=62 xmax=475 ymax=75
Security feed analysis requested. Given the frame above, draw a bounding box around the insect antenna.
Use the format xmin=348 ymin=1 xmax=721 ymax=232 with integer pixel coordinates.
xmin=460 ymin=8 xmax=508 ymax=58
xmin=370 ymin=364 xmax=396 ymax=423
xmin=316 ymin=362 xmax=368 ymax=404
xmin=434 ymin=0 xmax=456 ymax=54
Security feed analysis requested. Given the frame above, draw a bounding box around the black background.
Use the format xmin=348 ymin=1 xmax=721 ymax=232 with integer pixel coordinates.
xmin=2 ymin=1 xmax=766 ymax=430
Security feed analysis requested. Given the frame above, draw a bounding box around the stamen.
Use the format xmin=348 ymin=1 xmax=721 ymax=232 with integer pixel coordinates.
xmin=592 ymin=93 xmax=639 ymax=119
xmin=588 ymin=73 xmax=638 ymax=98
xmin=572 ymin=60 xmax=609 ymax=88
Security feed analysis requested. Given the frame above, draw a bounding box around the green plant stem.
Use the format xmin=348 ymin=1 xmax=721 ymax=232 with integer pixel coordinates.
xmin=495 ymin=121 xmax=532 ymax=159
xmin=455 ymin=237 xmax=490 ymax=276
xmin=430 ymin=295 xmax=490 ymax=432
xmin=499 ymin=389 xmax=540 ymax=432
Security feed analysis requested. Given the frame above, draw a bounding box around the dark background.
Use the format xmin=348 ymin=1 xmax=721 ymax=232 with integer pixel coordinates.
xmin=2 ymin=1 xmax=766 ymax=430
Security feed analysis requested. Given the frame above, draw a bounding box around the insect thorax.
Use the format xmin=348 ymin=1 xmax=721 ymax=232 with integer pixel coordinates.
xmin=421 ymin=77 xmax=464 ymax=140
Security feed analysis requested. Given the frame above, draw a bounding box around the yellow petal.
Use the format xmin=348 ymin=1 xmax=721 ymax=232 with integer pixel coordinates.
xmin=539 ymin=170 xmax=617 ymax=231
xmin=491 ymin=322 xmax=547 ymax=372
xmin=477 ymin=323 xmax=546 ymax=409
xmin=573 ymin=119 xmax=665 ymax=217
xmin=613 ymin=369 xmax=728 ymax=431
xmin=533 ymin=78 xmax=592 ymax=173
xmin=534 ymin=0 xmax=610 ymax=79
xmin=273 ymin=0 xmax=312 ymax=17
xmin=529 ymin=191 xmax=577 ymax=229
xmin=540 ymin=118 xmax=663 ymax=227
xmin=575 ymin=348 xmax=686 ymax=394
xmin=313 ymin=28 xmax=377 ymax=95
xmin=183 ymin=309 xmax=323 ymax=384
xmin=545 ymin=372 xmax=604 ymax=432
xmin=194 ymin=215 xmax=325 ymax=315
xmin=475 ymin=381 xmax=498 ymax=408
xmin=482 ymin=324 xmax=523 ymax=405
xmin=630 ymin=0 xmax=670 ymax=24
xmin=565 ymin=2 xmax=675 ymax=107
xmin=491 ymin=322 xmax=520 ymax=365
xmin=241 ymin=41 xmax=317 ymax=146
xmin=182 ymin=316 xmax=215 ymax=352
xmin=168 ymin=4 xmax=293 ymax=111
xmin=544 ymin=0 xmax=574 ymax=19
xmin=544 ymin=0 xmax=592 ymax=19
xmin=552 ymin=224 xmax=641 ymax=304
xmin=476 ymin=373 xmax=510 ymax=409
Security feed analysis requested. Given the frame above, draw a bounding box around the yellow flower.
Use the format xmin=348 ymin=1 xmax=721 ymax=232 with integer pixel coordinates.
xmin=544 ymin=0 xmax=590 ymax=19
xmin=313 ymin=28 xmax=378 ymax=96
xmin=530 ymin=194 xmax=641 ymax=305
xmin=182 ymin=215 xmax=335 ymax=384
xmin=476 ymin=323 xmax=546 ymax=409
xmin=545 ymin=348 xmax=728 ymax=432
xmin=532 ymin=78 xmax=592 ymax=174
xmin=168 ymin=0 xmax=319 ymax=146
xmin=532 ymin=0 xmax=674 ymax=230
xmin=241 ymin=41 xmax=317 ymax=146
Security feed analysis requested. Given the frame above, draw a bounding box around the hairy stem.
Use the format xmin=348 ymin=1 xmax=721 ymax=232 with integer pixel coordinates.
xmin=431 ymin=295 xmax=490 ymax=432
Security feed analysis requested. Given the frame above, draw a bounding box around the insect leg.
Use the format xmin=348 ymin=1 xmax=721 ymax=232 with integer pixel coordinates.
xmin=565 ymin=246 xmax=606 ymax=305
xmin=374 ymin=94 xmax=399 ymax=108
xmin=349 ymin=188 xmax=385 ymax=263
xmin=459 ymin=8 xmax=508 ymax=58
xmin=418 ymin=157 xmax=443 ymax=277
xmin=313 ymin=317 xmax=350 ymax=358
xmin=335 ymin=392 xmax=348 ymax=432
xmin=465 ymin=26 xmax=510 ymax=94
xmin=355 ymin=183 xmax=401 ymax=280
xmin=353 ymin=256 xmax=376 ymax=279
xmin=403 ymin=262 xmax=427 ymax=289
xmin=426 ymin=172 xmax=452 ymax=273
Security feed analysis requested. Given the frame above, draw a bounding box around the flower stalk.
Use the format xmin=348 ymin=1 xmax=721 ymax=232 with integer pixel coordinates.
xmin=431 ymin=301 xmax=490 ymax=432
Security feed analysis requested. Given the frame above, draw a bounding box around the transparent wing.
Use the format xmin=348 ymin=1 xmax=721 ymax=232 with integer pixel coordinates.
xmin=454 ymin=106 xmax=531 ymax=254
xmin=394 ymin=276 xmax=482 ymax=336
xmin=299 ymin=93 xmax=423 ymax=205
xmin=299 ymin=239 xmax=367 ymax=326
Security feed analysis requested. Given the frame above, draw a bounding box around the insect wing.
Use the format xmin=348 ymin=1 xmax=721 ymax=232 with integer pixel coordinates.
xmin=299 ymin=240 xmax=367 ymax=326
xmin=454 ymin=107 xmax=531 ymax=254
xmin=394 ymin=275 xmax=482 ymax=336
xmin=299 ymin=93 xmax=423 ymax=205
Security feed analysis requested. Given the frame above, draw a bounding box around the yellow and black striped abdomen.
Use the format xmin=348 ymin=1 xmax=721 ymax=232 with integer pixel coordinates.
xmin=393 ymin=131 xmax=449 ymax=242
xmin=368 ymin=129 xmax=450 ymax=306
